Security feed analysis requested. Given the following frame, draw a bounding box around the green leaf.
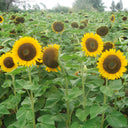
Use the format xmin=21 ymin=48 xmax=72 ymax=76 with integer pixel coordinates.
xmin=36 ymin=123 xmax=55 ymax=128
xmin=83 ymin=118 xmax=101 ymax=128
xmin=90 ymin=105 xmax=108 ymax=119
xmin=2 ymin=79 xmax=12 ymax=88
xmin=107 ymin=111 xmax=127 ymax=128
xmin=100 ymin=86 xmax=113 ymax=97
xmin=0 ymin=105 xmax=10 ymax=115
xmin=16 ymin=106 xmax=33 ymax=122
xmin=6 ymin=66 xmax=27 ymax=75
xmin=1 ymin=94 xmax=21 ymax=109
xmin=64 ymin=87 xmax=83 ymax=101
xmin=76 ymin=107 xmax=90 ymax=121
xmin=71 ymin=122 xmax=82 ymax=128
xmin=109 ymin=79 xmax=122 ymax=91
xmin=37 ymin=114 xmax=55 ymax=125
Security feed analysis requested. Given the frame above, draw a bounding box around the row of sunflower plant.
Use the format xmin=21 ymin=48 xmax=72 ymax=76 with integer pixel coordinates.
xmin=0 ymin=11 xmax=128 ymax=128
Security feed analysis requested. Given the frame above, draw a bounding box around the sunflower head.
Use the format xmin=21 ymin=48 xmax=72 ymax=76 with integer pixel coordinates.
xmin=122 ymin=16 xmax=127 ymax=21
xmin=97 ymin=49 xmax=127 ymax=80
xmin=42 ymin=44 xmax=61 ymax=72
xmin=80 ymin=20 xmax=88 ymax=27
xmin=0 ymin=16 xmax=4 ymax=23
xmin=96 ymin=26 xmax=109 ymax=37
xmin=0 ymin=52 xmax=17 ymax=72
xmin=71 ymin=22 xmax=79 ymax=28
xmin=111 ymin=14 xmax=115 ymax=22
xmin=10 ymin=29 xmax=16 ymax=35
xmin=103 ymin=42 xmax=114 ymax=52
xmin=52 ymin=21 xmax=64 ymax=33
xmin=64 ymin=20 xmax=69 ymax=23
xmin=79 ymin=25 xmax=85 ymax=29
xmin=12 ymin=37 xmax=42 ymax=67
xmin=10 ymin=15 xmax=16 ymax=20
xmin=81 ymin=33 xmax=103 ymax=57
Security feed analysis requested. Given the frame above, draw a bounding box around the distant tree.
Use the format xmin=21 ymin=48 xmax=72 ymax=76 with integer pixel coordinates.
xmin=110 ymin=0 xmax=116 ymax=12
xmin=91 ymin=0 xmax=105 ymax=12
xmin=51 ymin=4 xmax=70 ymax=13
xmin=72 ymin=0 xmax=105 ymax=12
xmin=116 ymin=0 xmax=123 ymax=11
xmin=0 ymin=0 xmax=14 ymax=11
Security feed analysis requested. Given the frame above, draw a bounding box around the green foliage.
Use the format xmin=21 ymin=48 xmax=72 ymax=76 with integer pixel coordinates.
xmin=0 ymin=10 xmax=128 ymax=128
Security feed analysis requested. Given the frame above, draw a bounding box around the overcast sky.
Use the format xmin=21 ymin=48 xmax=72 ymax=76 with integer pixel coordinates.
xmin=27 ymin=0 xmax=128 ymax=11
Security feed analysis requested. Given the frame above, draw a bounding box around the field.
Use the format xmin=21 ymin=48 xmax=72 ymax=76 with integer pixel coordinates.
xmin=0 ymin=10 xmax=128 ymax=128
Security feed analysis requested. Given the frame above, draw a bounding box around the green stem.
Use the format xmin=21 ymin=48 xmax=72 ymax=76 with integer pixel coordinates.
xmin=28 ymin=67 xmax=36 ymax=128
xmin=11 ymin=75 xmax=18 ymax=111
xmin=101 ymin=79 xmax=108 ymax=128
xmin=114 ymin=97 xmax=117 ymax=111
xmin=65 ymin=76 xmax=70 ymax=127
xmin=11 ymin=75 xmax=16 ymax=96
xmin=81 ymin=62 xmax=86 ymax=109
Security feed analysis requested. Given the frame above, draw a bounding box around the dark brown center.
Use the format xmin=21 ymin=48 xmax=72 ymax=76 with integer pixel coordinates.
xmin=0 ymin=17 xmax=2 ymax=22
xmin=111 ymin=16 xmax=114 ymax=21
xmin=103 ymin=55 xmax=121 ymax=74
xmin=86 ymin=38 xmax=98 ymax=52
xmin=53 ymin=22 xmax=64 ymax=32
xmin=18 ymin=43 xmax=36 ymax=61
xmin=4 ymin=57 xmax=15 ymax=68
xmin=43 ymin=48 xmax=59 ymax=68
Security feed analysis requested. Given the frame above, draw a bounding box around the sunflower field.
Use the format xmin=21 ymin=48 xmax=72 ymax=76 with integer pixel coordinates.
xmin=0 ymin=10 xmax=128 ymax=128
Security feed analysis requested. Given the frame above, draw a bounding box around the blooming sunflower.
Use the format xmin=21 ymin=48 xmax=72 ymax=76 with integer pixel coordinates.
xmin=52 ymin=21 xmax=64 ymax=33
xmin=103 ymin=42 xmax=115 ymax=52
xmin=97 ymin=49 xmax=127 ymax=80
xmin=42 ymin=44 xmax=61 ymax=72
xmin=111 ymin=14 xmax=115 ymax=22
xmin=0 ymin=52 xmax=17 ymax=72
xmin=0 ymin=16 xmax=4 ymax=23
xmin=81 ymin=33 xmax=103 ymax=57
xmin=12 ymin=37 xmax=42 ymax=67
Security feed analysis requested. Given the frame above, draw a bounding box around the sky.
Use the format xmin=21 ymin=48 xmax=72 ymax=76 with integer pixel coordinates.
xmin=25 ymin=0 xmax=128 ymax=11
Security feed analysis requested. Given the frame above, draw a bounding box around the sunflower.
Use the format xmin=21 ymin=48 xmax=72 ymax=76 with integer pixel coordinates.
xmin=71 ymin=22 xmax=79 ymax=28
xmin=0 ymin=16 xmax=4 ymax=23
xmin=12 ymin=37 xmax=42 ymax=67
xmin=103 ymin=42 xmax=115 ymax=52
xmin=96 ymin=26 xmax=109 ymax=37
xmin=111 ymin=14 xmax=115 ymax=22
xmin=122 ymin=16 xmax=127 ymax=21
xmin=97 ymin=49 xmax=127 ymax=80
xmin=81 ymin=33 xmax=103 ymax=57
xmin=0 ymin=52 xmax=17 ymax=72
xmin=52 ymin=21 xmax=64 ymax=33
xmin=42 ymin=44 xmax=61 ymax=72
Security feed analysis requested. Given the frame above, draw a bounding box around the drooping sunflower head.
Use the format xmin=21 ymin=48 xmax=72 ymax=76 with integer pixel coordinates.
xmin=0 ymin=52 xmax=17 ymax=72
xmin=96 ymin=26 xmax=109 ymax=37
xmin=122 ymin=16 xmax=127 ymax=21
xmin=80 ymin=20 xmax=88 ymax=27
xmin=81 ymin=33 xmax=103 ymax=57
xmin=103 ymin=42 xmax=115 ymax=52
xmin=42 ymin=44 xmax=61 ymax=72
xmin=97 ymin=49 xmax=127 ymax=80
xmin=0 ymin=16 xmax=4 ymax=23
xmin=12 ymin=37 xmax=42 ymax=67
xmin=52 ymin=21 xmax=64 ymax=33
xmin=71 ymin=22 xmax=79 ymax=28
xmin=111 ymin=14 xmax=115 ymax=22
